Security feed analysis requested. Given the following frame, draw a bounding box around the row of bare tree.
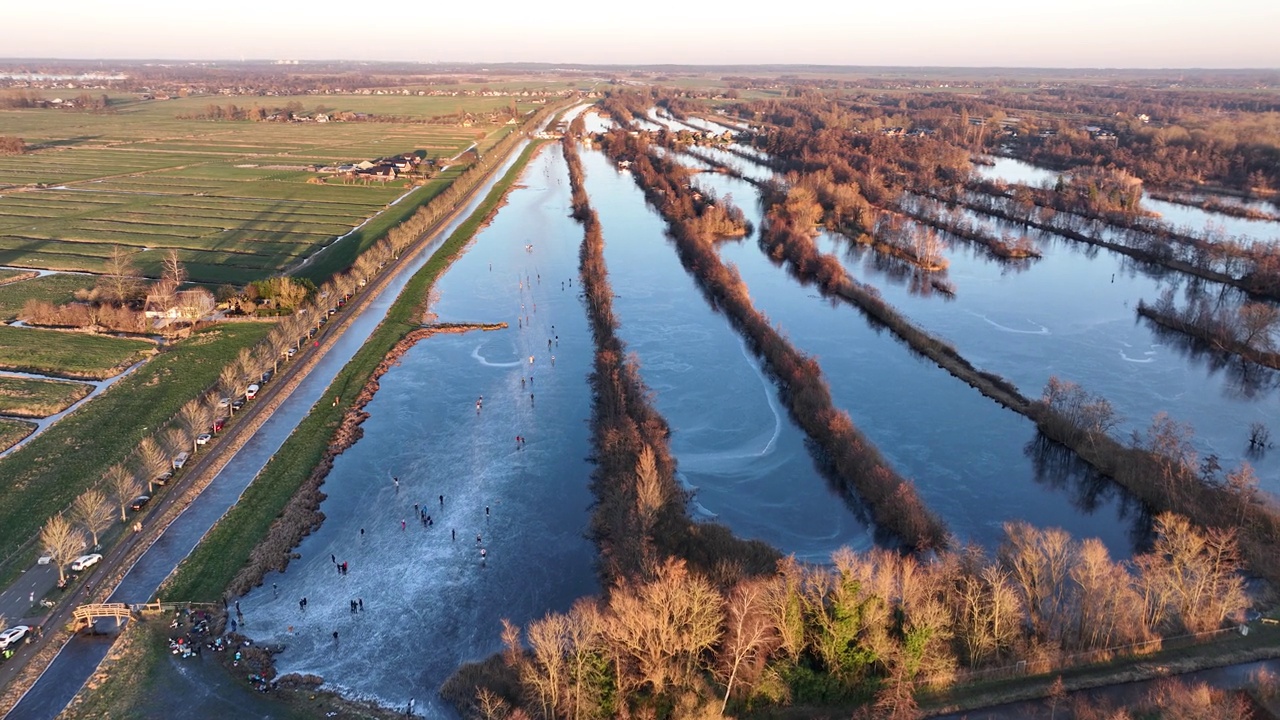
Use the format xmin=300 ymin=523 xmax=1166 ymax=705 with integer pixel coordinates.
xmin=562 ymin=130 xmax=776 ymax=587
xmin=1138 ymin=288 xmax=1280 ymax=369
xmin=487 ymin=514 xmax=1244 ymax=720
xmin=600 ymin=129 xmax=948 ymax=552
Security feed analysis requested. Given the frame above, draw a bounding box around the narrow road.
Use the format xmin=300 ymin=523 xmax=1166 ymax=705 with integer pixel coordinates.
xmin=2 ymin=136 xmax=536 ymax=720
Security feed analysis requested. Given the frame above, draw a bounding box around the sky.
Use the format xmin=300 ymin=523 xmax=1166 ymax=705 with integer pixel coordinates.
xmin=4 ymin=0 xmax=1278 ymax=68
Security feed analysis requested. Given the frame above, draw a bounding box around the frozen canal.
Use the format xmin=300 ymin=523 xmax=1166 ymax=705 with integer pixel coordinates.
xmin=239 ymin=144 xmax=597 ymax=717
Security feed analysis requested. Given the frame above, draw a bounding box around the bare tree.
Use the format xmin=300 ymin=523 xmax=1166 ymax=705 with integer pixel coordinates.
xmin=236 ymin=347 xmax=260 ymax=389
xmin=179 ymin=397 xmax=214 ymax=453
xmin=104 ymin=463 xmax=143 ymax=521
xmin=98 ymin=245 xmax=141 ymax=304
xmin=41 ymin=514 xmax=86 ymax=584
xmin=135 ymin=436 xmax=169 ymax=492
xmin=176 ymin=288 xmax=216 ymax=324
xmin=1236 ymin=301 xmax=1279 ymax=350
xmin=72 ymin=489 xmax=114 ymax=548
xmin=219 ymin=364 xmax=246 ymax=403
xmin=163 ymin=426 xmax=190 ymax=462
xmin=524 ymin=612 xmax=568 ymax=719
xmin=273 ymin=277 xmax=309 ymax=312
xmin=605 ymin=558 xmax=723 ymax=694
xmin=161 ymin=249 xmax=187 ymax=286
xmin=717 ymin=578 xmax=779 ymax=712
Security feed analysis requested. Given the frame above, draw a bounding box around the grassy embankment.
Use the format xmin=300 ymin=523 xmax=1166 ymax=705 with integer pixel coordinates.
xmin=0 ymin=375 xmax=93 ymax=417
xmin=60 ymin=618 xmax=341 ymax=720
xmin=0 ymin=322 xmax=271 ymax=564
xmin=161 ymin=140 xmax=546 ymax=603
xmin=0 ymin=418 xmax=34 ymax=453
xmin=0 ymin=324 xmax=153 ymax=379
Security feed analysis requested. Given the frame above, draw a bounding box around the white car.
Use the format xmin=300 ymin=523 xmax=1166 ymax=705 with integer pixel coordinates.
xmin=0 ymin=625 xmax=29 ymax=650
xmin=217 ymin=397 xmax=231 ymax=408
xmin=70 ymin=553 xmax=102 ymax=571
xmin=245 ymin=384 xmax=260 ymax=400
xmin=196 ymin=433 xmax=212 ymax=446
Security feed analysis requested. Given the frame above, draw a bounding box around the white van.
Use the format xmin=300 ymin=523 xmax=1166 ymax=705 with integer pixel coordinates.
xmin=172 ymin=452 xmax=190 ymax=469
xmin=245 ymin=384 xmax=260 ymax=400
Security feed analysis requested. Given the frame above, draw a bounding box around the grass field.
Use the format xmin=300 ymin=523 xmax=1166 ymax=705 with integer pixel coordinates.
xmin=0 ymin=417 xmax=34 ymax=453
xmin=0 ymin=375 xmax=93 ymax=417
xmin=0 ymin=93 xmax=533 ymax=283
xmin=0 ymin=322 xmax=271 ymax=562
xmin=0 ymin=273 xmax=94 ymax=321
xmin=0 ymin=325 xmax=152 ymax=379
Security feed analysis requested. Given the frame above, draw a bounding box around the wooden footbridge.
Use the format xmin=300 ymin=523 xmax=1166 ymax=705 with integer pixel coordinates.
xmin=71 ymin=601 xmax=221 ymax=632
xmin=70 ymin=603 xmax=132 ymax=631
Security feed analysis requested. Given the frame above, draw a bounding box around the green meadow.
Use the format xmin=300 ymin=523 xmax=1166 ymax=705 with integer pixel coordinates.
xmin=0 ymin=92 xmax=538 ymax=283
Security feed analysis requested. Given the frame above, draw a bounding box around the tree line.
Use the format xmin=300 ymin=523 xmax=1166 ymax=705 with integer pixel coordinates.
xmin=464 ymin=514 xmax=1244 ymax=719
xmin=1137 ymin=288 xmax=1280 ymax=371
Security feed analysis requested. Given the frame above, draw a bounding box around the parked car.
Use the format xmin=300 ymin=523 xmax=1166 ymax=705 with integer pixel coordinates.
xmin=195 ymin=433 xmax=212 ymax=446
xmin=0 ymin=626 xmax=30 ymax=650
xmin=231 ymin=399 xmax=246 ymax=411
xmin=245 ymin=384 xmax=260 ymax=400
xmin=217 ymin=397 xmax=231 ymax=408
xmin=285 ymin=347 xmax=297 ymax=358
xmin=260 ymin=370 xmax=273 ymax=384
xmin=70 ymin=554 xmax=102 ymax=571
xmin=213 ymin=418 xmax=226 ymax=433
xmin=130 ymin=496 xmax=151 ymax=511
xmin=172 ymin=452 xmax=189 ymax=469
xmin=154 ymin=471 xmax=173 ymax=486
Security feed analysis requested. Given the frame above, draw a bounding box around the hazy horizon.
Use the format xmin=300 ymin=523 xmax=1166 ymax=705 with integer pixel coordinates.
xmin=4 ymin=0 xmax=1278 ymax=69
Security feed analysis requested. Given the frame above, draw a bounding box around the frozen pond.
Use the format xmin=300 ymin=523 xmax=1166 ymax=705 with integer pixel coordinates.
xmin=732 ymin=148 xmax=1280 ymax=495
xmin=239 ymin=145 xmax=598 ymax=717
xmin=689 ymin=168 xmax=1145 ymax=555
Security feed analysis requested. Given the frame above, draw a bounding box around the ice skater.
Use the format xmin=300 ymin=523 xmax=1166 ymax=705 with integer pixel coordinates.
xmin=393 ymin=477 xmax=399 ymax=493
xmin=401 ymin=519 xmax=406 ymax=531
xmin=439 ymin=495 xmax=444 ymax=506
